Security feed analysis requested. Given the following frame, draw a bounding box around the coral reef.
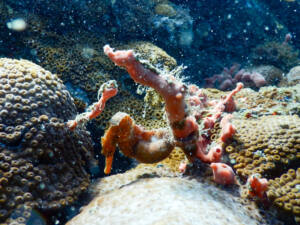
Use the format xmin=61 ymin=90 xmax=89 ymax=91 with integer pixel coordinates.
xmin=27 ymin=39 xmax=173 ymax=131
xmin=73 ymin=97 xmax=87 ymax=113
xmin=155 ymin=2 xmax=177 ymax=17
xmin=122 ymin=42 xmax=177 ymax=72
xmin=110 ymin=0 xmax=155 ymax=38
xmin=249 ymin=65 xmax=283 ymax=86
xmin=98 ymin=45 xmax=300 ymax=224
xmin=0 ymin=58 xmax=93 ymax=224
xmin=95 ymin=92 xmax=167 ymax=130
xmin=26 ymin=34 xmax=117 ymax=97
xmin=191 ymin=84 xmax=300 ymax=223
xmin=0 ymin=1 xmax=299 ymax=224
xmin=2 ymin=0 xmax=293 ymax=82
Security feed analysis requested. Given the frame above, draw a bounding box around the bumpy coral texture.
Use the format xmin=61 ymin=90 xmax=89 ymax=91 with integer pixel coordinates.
xmin=226 ymin=115 xmax=299 ymax=179
xmin=0 ymin=59 xmax=93 ymax=224
xmin=225 ymin=115 xmax=300 ymax=221
xmin=267 ymin=168 xmax=300 ymax=223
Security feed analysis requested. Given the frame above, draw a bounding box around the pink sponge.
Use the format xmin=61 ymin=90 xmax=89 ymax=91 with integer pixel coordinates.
xmin=247 ymin=174 xmax=268 ymax=199
xmin=210 ymin=163 xmax=236 ymax=185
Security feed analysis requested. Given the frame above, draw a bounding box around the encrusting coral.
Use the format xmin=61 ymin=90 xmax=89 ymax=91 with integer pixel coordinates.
xmin=30 ymin=35 xmax=173 ymax=131
xmin=267 ymin=168 xmax=300 ymax=223
xmin=224 ymin=115 xmax=300 ymax=222
xmin=225 ymin=115 xmax=300 ymax=179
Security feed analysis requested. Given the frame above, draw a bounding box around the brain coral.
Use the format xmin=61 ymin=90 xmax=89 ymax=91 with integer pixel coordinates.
xmin=0 ymin=58 xmax=93 ymax=224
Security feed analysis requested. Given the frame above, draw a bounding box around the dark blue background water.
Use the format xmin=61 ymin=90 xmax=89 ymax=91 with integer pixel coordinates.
xmin=1 ymin=0 xmax=299 ymax=84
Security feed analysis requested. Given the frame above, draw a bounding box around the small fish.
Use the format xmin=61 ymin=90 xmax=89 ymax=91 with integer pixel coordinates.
xmin=284 ymin=0 xmax=296 ymax=2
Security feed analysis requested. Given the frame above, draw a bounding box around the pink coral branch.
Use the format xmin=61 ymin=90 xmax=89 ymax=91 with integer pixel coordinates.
xmin=220 ymin=114 xmax=235 ymax=142
xmin=103 ymin=45 xmax=244 ymax=186
xmin=222 ymin=82 xmax=243 ymax=107
xmin=104 ymin=45 xmax=198 ymax=139
xmin=195 ymin=138 xmax=222 ymax=163
xmin=67 ymin=80 xmax=118 ymax=130
xmin=203 ymin=82 xmax=243 ymax=130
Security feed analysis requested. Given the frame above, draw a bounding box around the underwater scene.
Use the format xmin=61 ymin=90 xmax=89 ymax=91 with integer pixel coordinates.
xmin=0 ymin=0 xmax=300 ymax=224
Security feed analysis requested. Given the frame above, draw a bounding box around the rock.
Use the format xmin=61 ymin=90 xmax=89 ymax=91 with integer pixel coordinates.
xmin=286 ymin=66 xmax=300 ymax=85
xmin=248 ymin=65 xmax=284 ymax=85
xmin=67 ymin=171 xmax=268 ymax=225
